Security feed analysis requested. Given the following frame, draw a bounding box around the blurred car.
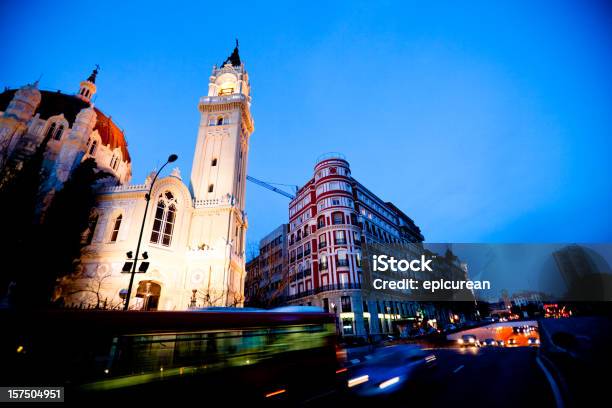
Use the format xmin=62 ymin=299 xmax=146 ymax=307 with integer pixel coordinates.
xmin=507 ymin=337 xmax=518 ymax=347
xmin=482 ymin=338 xmax=497 ymax=347
xmin=497 ymin=340 xmax=505 ymax=347
xmin=346 ymin=345 xmax=436 ymax=396
xmin=457 ymin=334 xmax=480 ymax=347
xmin=527 ymin=337 xmax=540 ymax=346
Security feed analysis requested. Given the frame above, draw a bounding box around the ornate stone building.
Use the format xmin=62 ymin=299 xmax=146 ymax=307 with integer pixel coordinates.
xmin=0 ymin=67 xmax=132 ymax=213
xmin=53 ymin=45 xmax=254 ymax=310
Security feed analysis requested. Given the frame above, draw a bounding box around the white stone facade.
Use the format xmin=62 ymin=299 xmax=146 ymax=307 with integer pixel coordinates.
xmin=59 ymin=48 xmax=254 ymax=310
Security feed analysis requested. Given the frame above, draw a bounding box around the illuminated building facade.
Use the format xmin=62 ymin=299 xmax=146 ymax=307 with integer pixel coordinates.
xmin=0 ymin=67 xmax=132 ymax=215
xmin=286 ymin=154 xmax=429 ymax=338
xmin=244 ymin=224 xmax=289 ymax=307
xmin=57 ymin=45 xmax=254 ymax=310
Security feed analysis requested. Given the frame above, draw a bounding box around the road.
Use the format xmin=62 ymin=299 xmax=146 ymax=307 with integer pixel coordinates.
xmin=415 ymin=347 xmax=555 ymax=407
xmin=313 ymin=346 xmax=557 ymax=407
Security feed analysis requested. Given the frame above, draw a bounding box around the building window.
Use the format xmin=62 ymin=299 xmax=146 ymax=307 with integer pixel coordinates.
xmin=323 ymin=298 xmax=329 ymax=312
xmin=45 ymin=122 xmax=56 ymax=140
xmin=82 ymin=212 xmax=98 ymax=245
xmin=208 ymin=184 xmax=214 ymax=193
xmin=211 ymin=158 xmax=217 ymax=166
xmin=150 ymin=191 xmax=177 ymax=247
xmin=337 ymin=251 xmax=348 ymax=267
xmin=317 ymin=215 xmax=325 ymax=229
xmin=332 ymin=212 xmax=344 ymax=225
xmin=54 ymin=125 xmax=64 ymax=140
xmin=335 ymin=230 xmax=346 ymax=245
xmin=89 ymin=140 xmax=98 ymax=155
xmin=110 ymin=214 xmax=122 ymax=242
xmin=318 ymin=234 xmax=327 ymax=249
xmin=216 ymin=116 xmax=224 ymax=126
xmin=341 ymin=296 xmax=352 ymax=312
xmin=320 ymin=255 xmax=328 ymax=270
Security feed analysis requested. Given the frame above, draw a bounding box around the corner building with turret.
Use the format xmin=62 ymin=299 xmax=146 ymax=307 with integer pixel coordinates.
xmin=286 ymin=154 xmax=426 ymax=339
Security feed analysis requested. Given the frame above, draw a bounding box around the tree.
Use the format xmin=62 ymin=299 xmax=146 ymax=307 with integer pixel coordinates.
xmin=59 ymin=270 xmax=122 ymax=309
xmin=0 ymin=136 xmax=50 ymax=304
xmin=16 ymin=158 xmax=110 ymax=308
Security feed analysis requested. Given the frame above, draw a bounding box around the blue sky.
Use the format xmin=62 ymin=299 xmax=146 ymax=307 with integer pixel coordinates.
xmin=1 ymin=0 xmax=611 ymax=246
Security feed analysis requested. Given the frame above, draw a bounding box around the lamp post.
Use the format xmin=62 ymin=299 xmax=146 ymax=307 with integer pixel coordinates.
xmin=123 ymin=154 xmax=178 ymax=311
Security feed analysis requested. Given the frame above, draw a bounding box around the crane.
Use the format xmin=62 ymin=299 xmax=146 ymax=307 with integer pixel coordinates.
xmin=246 ymin=175 xmax=297 ymax=199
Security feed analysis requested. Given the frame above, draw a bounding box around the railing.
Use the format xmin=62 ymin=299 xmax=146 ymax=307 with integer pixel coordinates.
xmin=193 ymin=196 xmax=232 ymax=208
xmin=200 ymin=94 xmax=247 ymax=105
xmin=99 ymin=183 xmax=148 ymax=194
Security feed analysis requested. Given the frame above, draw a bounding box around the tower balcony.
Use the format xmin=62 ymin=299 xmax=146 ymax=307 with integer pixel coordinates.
xmin=199 ymin=93 xmax=247 ymax=107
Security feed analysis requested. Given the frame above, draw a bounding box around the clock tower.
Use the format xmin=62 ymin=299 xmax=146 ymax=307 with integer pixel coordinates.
xmin=188 ymin=42 xmax=254 ymax=306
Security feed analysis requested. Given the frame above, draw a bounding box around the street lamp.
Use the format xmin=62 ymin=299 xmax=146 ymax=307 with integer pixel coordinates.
xmin=123 ymin=154 xmax=178 ymax=311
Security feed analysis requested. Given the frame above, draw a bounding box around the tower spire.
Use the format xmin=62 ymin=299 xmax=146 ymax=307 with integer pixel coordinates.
xmin=87 ymin=64 xmax=100 ymax=83
xmin=222 ymin=40 xmax=241 ymax=67
xmin=76 ymin=65 xmax=98 ymax=103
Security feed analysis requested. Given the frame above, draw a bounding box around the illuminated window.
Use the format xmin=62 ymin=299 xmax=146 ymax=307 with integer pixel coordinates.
xmin=150 ymin=192 xmax=178 ymax=247
xmin=110 ymin=214 xmax=122 ymax=242
xmin=219 ymin=87 xmax=234 ymax=96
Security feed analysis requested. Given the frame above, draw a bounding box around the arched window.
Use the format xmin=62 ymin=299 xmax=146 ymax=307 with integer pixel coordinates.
xmin=54 ymin=125 xmax=64 ymax=140
xmin=211 ymin=158 xmax=217 ymax=166
xmin=216 ymin=116 xmax=224 ymax=126
xmin=45 ymin=122 xmax=56 ymax=140
xmin=110 ymin=214 xmax=122 ymax=242
xmin=89 ymin=140 xmax=98 ymax=155
xmin=150 ymin=191 xmax=178 ymax=247
xmin=208 ymin=184 xmax=214 ymax=193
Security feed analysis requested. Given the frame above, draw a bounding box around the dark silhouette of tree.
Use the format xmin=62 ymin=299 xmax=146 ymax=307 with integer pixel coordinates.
xmin=14 ymin=158 xmax=110 ymax=308
xmin=0 ymin=135 xmax=51 ymax=304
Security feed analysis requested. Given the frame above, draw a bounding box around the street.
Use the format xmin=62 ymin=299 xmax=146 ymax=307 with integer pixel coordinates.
xmin=313 ymin=346 xmax=556 ymax=407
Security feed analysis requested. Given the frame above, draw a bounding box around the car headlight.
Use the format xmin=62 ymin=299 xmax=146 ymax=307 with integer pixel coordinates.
xmin=379 ymin=376 xmax=400 ymax=389
xmin=457 ymin=339 xmax=464 ymax=344
xmin=348 ymin=375 xmax=369 ymax=388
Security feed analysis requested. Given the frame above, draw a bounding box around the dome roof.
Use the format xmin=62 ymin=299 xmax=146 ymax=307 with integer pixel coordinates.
xmin=0 ymin=89 xmax=130 ymax=162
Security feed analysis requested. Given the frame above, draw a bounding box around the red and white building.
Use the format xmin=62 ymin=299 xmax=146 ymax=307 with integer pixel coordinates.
xmin=287 ymin=153 xmax=425 ymax=338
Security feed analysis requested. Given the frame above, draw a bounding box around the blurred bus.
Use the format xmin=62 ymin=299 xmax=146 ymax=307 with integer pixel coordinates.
xmin=2 ymin=308 xmax=338 ymax=402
